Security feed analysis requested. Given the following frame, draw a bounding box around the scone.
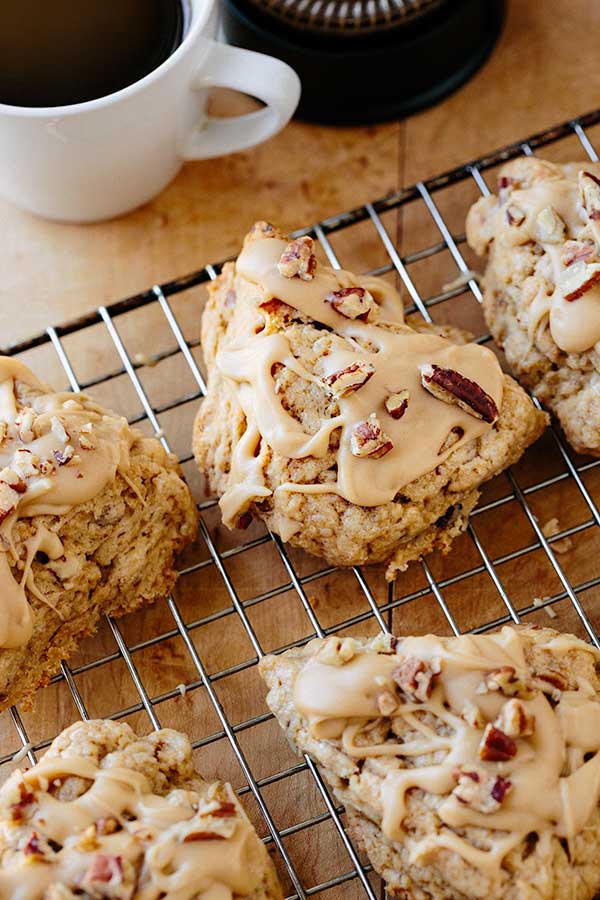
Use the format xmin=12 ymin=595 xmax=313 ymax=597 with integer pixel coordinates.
xmin=0 ymin=356 xmax=197 ymax=711
xmin=0 ymin=719 xmax=282 ymax=899
xmin=260 ymin=626 xmax=600 ymax=900
xmin=194 ymin=222 xmax=547 ymax=579
xmin=467 ymin=156 xmax=600 ymax=455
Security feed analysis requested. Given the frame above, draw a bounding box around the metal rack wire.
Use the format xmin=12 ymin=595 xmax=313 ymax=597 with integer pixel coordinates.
xmin=4 ymin=109 xmax=600 ymax=900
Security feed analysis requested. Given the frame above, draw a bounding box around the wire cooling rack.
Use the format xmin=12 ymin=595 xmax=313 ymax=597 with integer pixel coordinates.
xmin=3 ymin=110 xmax=600 ymax=900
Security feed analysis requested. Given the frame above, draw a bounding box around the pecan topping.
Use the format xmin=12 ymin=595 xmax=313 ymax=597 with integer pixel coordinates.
xmin=376 ymin=690 xmax=398 ymax=716
xmin=533 ymin=206 xmax=566 ymax=243
xmin=532 ymin=668 xmax=568 ymax=699
xmin=559 ymin=260 xmax=600 ymax=302
xmin=50 ymin=415 xmax=69 ymax=443
xmin=315 ymin=636 xmax=356 ymax=666
xmin=438 ymin=425 xmax=464 ymax=455
xmin=81 ymin=854 xmax=123 ymax=887
xmin=323 ymin=361 xmax=375 ymax=399
xmin=53 ymin=445 xmax=74 ymax=467
xmin=9 ymin=784 xmax=34 ymax=822
xmin=385 ymin=390 xmax=409 ymax=420
xmin=562 ymin=239 xmax=596 ymax=268
xmin=235 ymin=511 xmax=253 ymax=530
xmin=325 ymin=286 xmax=375 ymax=321
xmin=277 ymin=237 xmax=317 ymax=281
xmin=15 ymin=409 xmax=36 ymax=443
xmin=579 ymin=170 xmax=600 ymax=220
xmin=350 ymin=414 xmax=394 ymax=459
xmin=479 ymin=666 xmax=534 ymax=699
xmin=479 ymin=724 xmax=517 ymax=762
xmin=494 ymin=699 xmax=535 ymax=738
xmin=506 ymin=204 xmax=525 ymax=226
xmin=0 ymin=467 xmax=26 ymax=493
xmin=420 ymin=364 xmax=498 ymax=424
xmin=0 ymin=482 xmax=20 ymax=524
xmin=251 ymin=221 xmax=276 ymax=238
xmin=183 ymin=831 xmax=227 ymax=842
xmin=452 ymin=765 xmax=512 ymax=813
xmin=13 ymin=448 xmax=41 ymax=478
xmin=23 ymin=832 xmax=47 ymax=857
xmin=393 ymin=656 xmax=439 ymax=703
xmin=259 ymin=297 xmax=293 ymax=319
xmin=460 ymin=700 xmax=485 ymax=729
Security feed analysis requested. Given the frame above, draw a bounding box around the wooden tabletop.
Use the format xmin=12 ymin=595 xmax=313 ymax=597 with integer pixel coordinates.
xmin=4 ymin=0 xmax=600 ymax=347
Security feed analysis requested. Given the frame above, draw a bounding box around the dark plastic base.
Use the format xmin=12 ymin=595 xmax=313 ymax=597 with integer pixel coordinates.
xmin=222 ymin=0 xmax=506 ymax=125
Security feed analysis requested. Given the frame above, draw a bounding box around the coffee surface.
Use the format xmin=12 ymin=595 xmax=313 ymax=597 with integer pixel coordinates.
xmin=0 ymin=0 xmax=186 ymax=108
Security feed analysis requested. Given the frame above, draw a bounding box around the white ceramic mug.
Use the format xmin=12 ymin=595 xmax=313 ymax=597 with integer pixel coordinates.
xmin=0 ymin=0 xmax=300 ymax=222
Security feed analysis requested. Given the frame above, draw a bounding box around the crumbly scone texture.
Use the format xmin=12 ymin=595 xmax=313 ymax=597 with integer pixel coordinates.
xmin=194 ymin=224 xmax=547 ymax=579
xmin=0 ymin=719 xmax=281 ymax=900
xmin=0 ymin=380 xmax=198 ymax=712
xmin=466 ymin=156 xmax=600 ymax=455
xmin=259 ymin=627 xmax=600 ymax=900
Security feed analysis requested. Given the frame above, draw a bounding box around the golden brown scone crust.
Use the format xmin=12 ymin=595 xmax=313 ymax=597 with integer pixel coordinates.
xmin=194 ymin=224 xmax=547 ymax=578
xmin=467 ymin=156 xmax=600 ymax=456
xmin=0 ymin=386 xmax=198 ymax=712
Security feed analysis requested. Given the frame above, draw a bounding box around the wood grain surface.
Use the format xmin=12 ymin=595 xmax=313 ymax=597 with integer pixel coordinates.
xmin=2 ymin=2 xmax=600 ymax=898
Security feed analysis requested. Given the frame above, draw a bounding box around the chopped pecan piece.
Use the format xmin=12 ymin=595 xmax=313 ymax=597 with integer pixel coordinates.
xmin=323 ymin=361 xmax=375 ymax=399
xmin=460 ymin=700 xmax=485 ymax=729
xmin=277 ymin=237 xmax=317 ymax=281
xmin=53 ymin=445 xmax=74 ymax=466
xmin=559 ymin=260 xmax=600 ymax=302
xmin=211 ymin=802 xmax=237 ymax=817
xmin=350 ymin=414 xmax=394 ymax=459
xmin=506 ymin=205 xmax=526 ymax=226
xmin=579 ymin=170 xmax=600 ymax=220
xmin=532 ymin=668 xmax=568 ymax=699
xmin=15 ymin=409 xmax=36 ymax=443
xmin=315 ymin=636 xmax=356 ymax=666
xmin=393 ymin=656 xmax=439 ymax=703
xmin=0 ymin=482 xmax=20 ymax=523
xmin=23 ymin=832 xmax=47 ymax=857
xmin=385 ymin=390 xmax=409 ymax=420
xmin=479 ymin=724 xmax=517 ymax=762
xmin=419 ymin=364 xmax=498 ymax=424
xmin=50 ymin=416 xmax=69 ymax=444
xmin=479 ymin=666 xmax=534 ymax=699
xmin=562 ymin=239 xmax=596 ymax=268
xmin=533 ymin=206 xmax=566 ymax=243
xmin=376 ymin=690 xmax=398 ymax=716
xmin=452 ymin=765 xmax=512 ymax=813
xmin=13 ymin=448 xmax=41 ymax=478
xmin=81 ymin=854 xmax=123 ymax=888
xmin=438 ymin=425 xmax=464 ymax=455
xmin=494 ymin=699 xmax=535 ymax=738
xmin=325 ymin=286 xmax=375 ymax=321
xmin=9 ymin=784 xmax=34 ymax=822
xmin=183 ymin=831 xmax=227 ymax=842
xmin=0 ymin=467 xmax=26 ymax=493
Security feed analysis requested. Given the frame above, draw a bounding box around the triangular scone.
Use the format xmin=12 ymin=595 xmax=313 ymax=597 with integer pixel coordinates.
xmin=467 ymin=157 xmax=600 ymax=456
xmin=194 ymin=223 xmax=547 ymax=580
xmin=0 ymin=357 xmax=197 ymax=711
xmin=0 ymin=719 xmax=282 ymax=900
xmin=260 ymin=627 xmax=600 ymax=900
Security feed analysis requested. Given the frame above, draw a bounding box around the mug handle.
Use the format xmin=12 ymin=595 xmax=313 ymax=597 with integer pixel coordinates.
xmin=180 ymin=39 xmax=301 ymax=160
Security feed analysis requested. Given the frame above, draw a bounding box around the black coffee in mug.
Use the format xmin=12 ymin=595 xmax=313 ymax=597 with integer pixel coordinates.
xmin=0 ymin=0 xmax=187 ymax=108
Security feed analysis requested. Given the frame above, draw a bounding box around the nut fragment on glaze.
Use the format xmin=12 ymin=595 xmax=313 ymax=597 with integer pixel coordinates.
xmin=420 ymin=363 xmax=499 ymax=424
xmin=324 ymin=286 xmax=376 ymax=321
xmin=350 ymin=414 xmax=394 ymax=459
xmin=479 ymin=723 xmax=518 ymax=761
xmin=323 ymin=361 xmax=376 ymax=399
xmin=384 ymin=391 xmax=409 ymax=420
xmin=277 ymin=236 xmax=317 ymax=281
xmin=453 ymin=765 xmax=513 ymax=814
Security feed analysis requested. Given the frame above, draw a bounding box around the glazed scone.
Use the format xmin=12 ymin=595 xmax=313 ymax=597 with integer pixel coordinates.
xmin=260 ymin=626 xmax=600 ymax=900
xmin=0 ymin=357 xmax=197 ymax=711
xmin=0 ymin=719 xmax=282 ymax=899
xmin=466 ymin=156 xmax=600 ymax=455
xmin=194 ymin=223 xmax=547 ymax=579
